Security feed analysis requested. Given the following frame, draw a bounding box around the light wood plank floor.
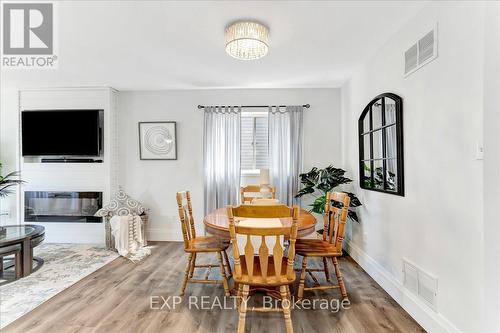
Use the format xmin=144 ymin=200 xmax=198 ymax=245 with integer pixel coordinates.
xmin=3 ymin=242 xmax=425 ymax=333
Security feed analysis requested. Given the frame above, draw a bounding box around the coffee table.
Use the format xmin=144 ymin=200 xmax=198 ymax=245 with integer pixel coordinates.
xmin=0 ymin=224 xmax=45 ymax=278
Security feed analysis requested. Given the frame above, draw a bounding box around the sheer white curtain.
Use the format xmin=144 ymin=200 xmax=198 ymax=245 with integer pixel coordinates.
xmin=203 ymin=106 xmax=241 ymax=214
xmin=268 ymin=105 xmax=303 ymax=206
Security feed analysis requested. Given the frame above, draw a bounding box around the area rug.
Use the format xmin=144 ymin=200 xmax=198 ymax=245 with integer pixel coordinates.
xmin=0 ymin=243 xmax=119 ymax=328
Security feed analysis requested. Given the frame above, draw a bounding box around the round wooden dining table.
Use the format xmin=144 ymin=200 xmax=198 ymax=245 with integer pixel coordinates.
xmin=203 ymin=207 xmax=317 ymax=239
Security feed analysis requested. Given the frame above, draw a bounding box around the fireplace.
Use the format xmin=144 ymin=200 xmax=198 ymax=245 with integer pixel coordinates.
xmin=24 ymin=191 xmax=103 ymax=223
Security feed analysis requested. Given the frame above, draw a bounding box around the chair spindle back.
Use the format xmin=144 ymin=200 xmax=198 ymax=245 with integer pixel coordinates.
xmin=323 ymin=192 xmax=351 ymax=253
xmin=240 ymin=185 xmax=276 ymax=204
xmin=227 ymin=205 xmax=299 ymax=283
xmin=176 ymin=191 xmax=197 ymax=250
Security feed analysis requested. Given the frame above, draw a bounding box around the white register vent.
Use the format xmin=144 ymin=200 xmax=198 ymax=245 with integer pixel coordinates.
xmin=404 ymin=44 xmax=418 ymax=75
xmin=403 ymin=259 xmax=438 ymax=311
xmin=404 ymin=24 xmax=438 ymax=77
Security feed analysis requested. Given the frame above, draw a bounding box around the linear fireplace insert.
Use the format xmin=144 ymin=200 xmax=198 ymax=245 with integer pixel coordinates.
xmin=24 ymin=191 xmax=103 ymax=223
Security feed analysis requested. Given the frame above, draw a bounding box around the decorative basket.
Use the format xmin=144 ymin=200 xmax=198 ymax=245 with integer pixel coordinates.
xmin=94 ymin=189 xmax=149 ymax=251
xmin=104 ymin=211 xmax=149 ymax=251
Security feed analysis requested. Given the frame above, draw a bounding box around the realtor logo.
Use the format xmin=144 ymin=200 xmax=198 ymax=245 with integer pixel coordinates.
xmin=2 ymin=2 xmax=57 ymax=68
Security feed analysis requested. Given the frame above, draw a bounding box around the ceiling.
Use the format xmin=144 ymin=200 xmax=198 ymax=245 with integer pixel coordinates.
xmin=1 ymin=1 xmax=427 ymax=90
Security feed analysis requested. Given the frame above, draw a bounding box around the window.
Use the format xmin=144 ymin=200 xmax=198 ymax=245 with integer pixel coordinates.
xmin=241 ymin=112 xmax=269 ymax=173
xmin=359 ymin=93 xmax=404 ymax=196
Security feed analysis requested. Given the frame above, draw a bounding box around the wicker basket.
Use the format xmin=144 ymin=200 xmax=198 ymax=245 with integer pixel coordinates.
xmin=105 ymin=212 xmax=149 ymax=251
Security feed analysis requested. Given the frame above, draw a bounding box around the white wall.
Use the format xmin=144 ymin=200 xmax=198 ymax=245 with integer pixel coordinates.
xmin=482 ymin=2 xmax=500 ymax=331
xmin=117 ymin=88 xmax=341 ymax=241
xmin=0 ymin=86 xmax=341 ymax=236
xmin=341 ymin=3 xmax=488 ymax=332
xmin=0 ymin=86 xmax=21 ymax=225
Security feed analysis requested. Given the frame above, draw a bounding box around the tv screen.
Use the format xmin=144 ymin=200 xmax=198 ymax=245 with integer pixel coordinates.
xmin=22 ymin=110 xmax=101 ymax=156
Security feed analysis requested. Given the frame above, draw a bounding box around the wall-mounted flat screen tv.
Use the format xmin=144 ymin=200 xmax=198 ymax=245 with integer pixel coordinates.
xmin=22 ymin=110 xmax=101 ymax=156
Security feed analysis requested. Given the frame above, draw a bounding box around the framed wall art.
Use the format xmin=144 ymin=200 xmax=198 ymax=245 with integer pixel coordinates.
xmin=138 ymin=121 xmax=177 ymax=160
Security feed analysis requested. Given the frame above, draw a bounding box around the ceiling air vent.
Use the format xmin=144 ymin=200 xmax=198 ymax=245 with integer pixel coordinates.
xmin=404 ymin=25 xmax=438 ymax=77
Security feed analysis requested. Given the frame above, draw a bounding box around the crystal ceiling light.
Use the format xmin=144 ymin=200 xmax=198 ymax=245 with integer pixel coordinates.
xmin=225 ymin=21 xmax=269 ymax=60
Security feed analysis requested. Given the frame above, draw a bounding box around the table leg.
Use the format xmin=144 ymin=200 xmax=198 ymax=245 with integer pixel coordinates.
xmin=15 ymin=253 xmax=22 ymax=279
xmin=21 ymin=239 xmax=32 ymax=277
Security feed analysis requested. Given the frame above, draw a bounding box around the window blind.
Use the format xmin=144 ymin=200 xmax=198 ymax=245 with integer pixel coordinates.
xmin=241 ymin=114 xmax=269 ymax=171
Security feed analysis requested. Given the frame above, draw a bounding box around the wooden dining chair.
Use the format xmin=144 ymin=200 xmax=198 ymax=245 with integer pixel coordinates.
xmin=240 ymin=185 xmax=276 ymax=204
xmin=227 ymin=204 xmax=299 ymax=333
xmin=295 ymin=192 xmax=351 ymax=302
xmin=176 ymin=191 xmax=232 ymax=296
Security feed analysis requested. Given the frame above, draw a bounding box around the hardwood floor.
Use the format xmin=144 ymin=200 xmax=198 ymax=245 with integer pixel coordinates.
xmin=3 ymin=242 xmax=425 ymax=333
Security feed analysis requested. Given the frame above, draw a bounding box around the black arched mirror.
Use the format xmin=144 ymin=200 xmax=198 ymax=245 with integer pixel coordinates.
xmin=358 ymin=93 xmax=404 ymax=196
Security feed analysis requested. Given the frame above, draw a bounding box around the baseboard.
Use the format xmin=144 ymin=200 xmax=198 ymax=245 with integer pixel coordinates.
xmin=146 ymin=228 xmax=182 ymax=242
xmin=345 ymin=241 xmax=461 ymax=333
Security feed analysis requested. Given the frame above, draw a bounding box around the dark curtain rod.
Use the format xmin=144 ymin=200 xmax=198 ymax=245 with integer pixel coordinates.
xmin=197 ymin=104 xmax=310 ymax=109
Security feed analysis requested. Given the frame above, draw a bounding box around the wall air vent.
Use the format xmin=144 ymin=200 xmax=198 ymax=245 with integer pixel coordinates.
xmin=403 ymin=259 xmax=438 ymax=311
xmin=404 ymin=24 xmax=438 ymax=77
xmin=404 ymin=44 xmax=418 ymax=75
xmin=418 ymin=271 xmax=438 ymax=309
xmin=402 ymin=260 xmax=418 ymax=294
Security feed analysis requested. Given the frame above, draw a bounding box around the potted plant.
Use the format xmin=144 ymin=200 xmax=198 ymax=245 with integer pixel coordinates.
xmin=0 ymin=163 xmax=24 ymax=234
xmin=0 ymin=163 xmax=24 ymax=198
xmin=295 ymin=166 xmax=362 ymax=230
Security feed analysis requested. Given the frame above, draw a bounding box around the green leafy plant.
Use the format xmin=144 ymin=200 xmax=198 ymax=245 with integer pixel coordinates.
xmin=295 ymin=165 xmax=362 ymax=222
xmin=0 ymin=163 xmax=24 ymax=198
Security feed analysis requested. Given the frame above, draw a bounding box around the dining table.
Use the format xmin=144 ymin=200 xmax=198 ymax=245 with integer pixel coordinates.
xmin=203 ymin=207 xmax=317 ymax=239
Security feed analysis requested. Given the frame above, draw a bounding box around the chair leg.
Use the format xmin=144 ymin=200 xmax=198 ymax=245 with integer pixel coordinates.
xmin=223 ymin=249 xmax=232 ymax=277
xmin=322 ymin=257 xmax=331 ymax=282
xmin=280 ymin=285 xmax=294 ymax=333
xmin=189 ymin=253 xmax=197 ymax=278
xmin=297 ymin=256 xmax=307 ymax=301
xmin=15 ymin=253 xmax=22 ymax=279
xmin=180 ymin=253 xmax=193 ymax=296
xmin=236 ymin=283 xmax=243 ymax=310
xmin=216 ymin=251 xmax=230 ymax=296
xmin=238 ymin=284 xmax=250 ymax=333
xmin=331 ymin=257 xmax=348 ymax=301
